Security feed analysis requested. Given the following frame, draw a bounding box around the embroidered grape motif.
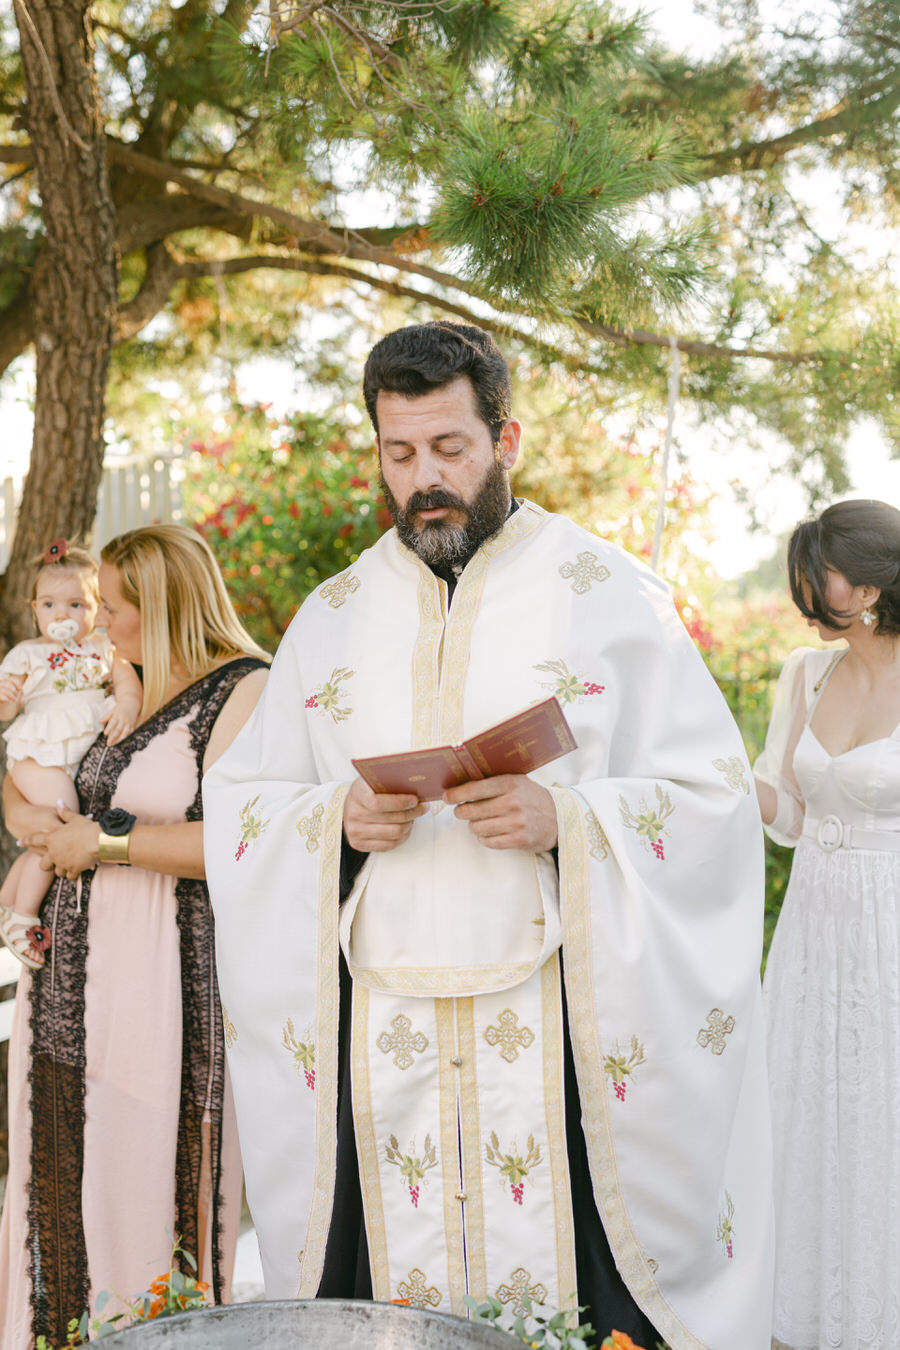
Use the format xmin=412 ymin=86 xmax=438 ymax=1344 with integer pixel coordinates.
xmin=614 ymin=1082 xmax=626 ymax=1101
xmin=305 ymin=695 xmax=318 ymax=708
xmin=235 ymin=840 xmax=247 ymax=862
xmin=511 ymin=1183 xmax=524 ymax=1205
xmin=584 ymin=682 xmax=605 ymax=695
xmin=652 ymin=840 xmax=665 ymax=860
xmin=304 ymin=1067 xmax=316 ymax=1090
xmin=410 ymin=1185 xmax=420 ymax=1208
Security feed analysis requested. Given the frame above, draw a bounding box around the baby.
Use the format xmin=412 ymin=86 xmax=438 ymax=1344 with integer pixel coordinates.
xmin=0 ymin=539 xmax=143 ymax=968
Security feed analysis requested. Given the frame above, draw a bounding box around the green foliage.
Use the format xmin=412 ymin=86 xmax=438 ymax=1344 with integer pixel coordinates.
xmin=34 ymin=1237 xmax=210 ymax=1348
xmin=701 ymin=589 xmax=818 ymax=956
xmin=432 ymin=95 xmax=707 ymax=311
xmin=4 ymin=0 xmax=900 ymax=492
xmin=465 ymin=1292 xmax=598 ymax=1350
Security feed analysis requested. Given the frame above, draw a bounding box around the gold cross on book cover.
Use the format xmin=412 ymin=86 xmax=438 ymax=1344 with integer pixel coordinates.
xmin=351 ymin=696 xmax=577 ymax=801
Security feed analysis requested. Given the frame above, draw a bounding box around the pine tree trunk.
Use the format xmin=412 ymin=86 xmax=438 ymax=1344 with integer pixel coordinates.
xmin=1 ymin=0 xmax=118 ymax=650
xmin=0 ymin=1 xmax=118 ymax=888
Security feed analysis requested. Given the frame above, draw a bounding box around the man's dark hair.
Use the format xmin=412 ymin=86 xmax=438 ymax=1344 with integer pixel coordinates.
xmin=363 ymin=322 xmax=512 ymax=443
xmin=788 ymin=498 xmax=900 ymax=635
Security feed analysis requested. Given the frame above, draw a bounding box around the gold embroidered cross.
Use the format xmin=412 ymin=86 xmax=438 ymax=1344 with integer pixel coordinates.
xmin=559 ymin=552 xmax=611 ymax=594
xmin=320 ymin=572 xmax=360 ymax=609
xmin=712 ymin=756 xmax=750 ymax=794
xmin=585 ymin=809 xmax=610 ymax=862
xmin=484 ymin=1009 xmax=535 ymax=1063
xmin=396 ymin=1268 xmax=441 ymax=1308
xmin=376 ymin=1013 xmax=429 ymax=1070
xmin=697 ymin=1008 xmax=736 ymax=1055
xmin=296 ymin=803 xmax=325 ymax=853
xmin=496 ymin=1268 xmax=548 ymax=1316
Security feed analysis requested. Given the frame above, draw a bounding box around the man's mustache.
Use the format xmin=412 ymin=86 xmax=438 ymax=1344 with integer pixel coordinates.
xmin=406 ymin=490 xmax=467 ymax=515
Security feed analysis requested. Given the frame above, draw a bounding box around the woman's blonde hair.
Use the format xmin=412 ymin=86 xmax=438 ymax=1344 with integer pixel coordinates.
xmin=101 ymin=524 xmax=268 ymax=718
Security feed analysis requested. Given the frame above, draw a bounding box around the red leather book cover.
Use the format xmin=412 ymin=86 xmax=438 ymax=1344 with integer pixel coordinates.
xmin=351 ymin=697 xmax=576 ymax=801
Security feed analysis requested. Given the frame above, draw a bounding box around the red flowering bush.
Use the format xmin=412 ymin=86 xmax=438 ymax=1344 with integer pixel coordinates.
xmin=186 ymin=401 xmax=386 ymax=648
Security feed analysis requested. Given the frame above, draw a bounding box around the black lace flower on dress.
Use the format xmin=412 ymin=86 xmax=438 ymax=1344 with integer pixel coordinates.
xmin=98 ymin=808 xmax=137 ymax=836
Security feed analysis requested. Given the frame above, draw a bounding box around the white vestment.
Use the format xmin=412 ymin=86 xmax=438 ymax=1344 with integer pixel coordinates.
xmin=203 ymin=501 xmax=774 ymax=1349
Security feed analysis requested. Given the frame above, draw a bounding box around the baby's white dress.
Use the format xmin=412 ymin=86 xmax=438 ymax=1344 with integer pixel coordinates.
xmin=756 ymin=646 xmax=900 ymax=1350
xmin=0 ymin=633 xmax=114 ymax=772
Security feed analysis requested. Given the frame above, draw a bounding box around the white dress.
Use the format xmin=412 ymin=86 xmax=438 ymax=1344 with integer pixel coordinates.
xmin=0 ymin=633 xmax=113 ymax=772
xmin=758 ymin=647 xmax=900 ymax=1350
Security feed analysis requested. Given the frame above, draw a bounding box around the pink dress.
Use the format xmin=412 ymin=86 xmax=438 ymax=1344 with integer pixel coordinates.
xmin=0 ymin=659 xmax=265 ymax=1349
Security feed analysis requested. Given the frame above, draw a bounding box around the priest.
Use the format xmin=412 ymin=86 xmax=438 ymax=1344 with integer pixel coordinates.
xmin=203 ymin=321 xmax=774 ymax=1350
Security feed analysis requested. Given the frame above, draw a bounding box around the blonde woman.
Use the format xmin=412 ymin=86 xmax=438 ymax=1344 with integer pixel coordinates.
xmin=0 ymin=525 xmax=268 ymax=1348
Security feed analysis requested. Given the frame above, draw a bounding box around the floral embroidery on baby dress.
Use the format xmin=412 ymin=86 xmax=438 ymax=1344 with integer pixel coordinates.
xmin=619 ymin=785 xmax=674 ymax=860
xmin=485 ymin=1132 xmax=542 ymax=1206
xmin=603 ymin=1036 xmax=646 ymax=1101
xmin=235 ymin=794 xmax=269 ymax=861
xmin=385 ymin=1133 xmax=438 ymax=1207
xmin=48 ymin=644 xmax=105 ymax=693
xmin=533 ymin=658 xmax=604 ymax=704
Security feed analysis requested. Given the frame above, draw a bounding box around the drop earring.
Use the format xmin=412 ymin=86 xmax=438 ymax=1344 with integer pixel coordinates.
xmin=860 ymin=607 xmax=876 ymax=627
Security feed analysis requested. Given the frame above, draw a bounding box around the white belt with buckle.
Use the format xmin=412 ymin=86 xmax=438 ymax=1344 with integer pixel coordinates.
xmin=803 ymin=815 xmax=900 ymax=853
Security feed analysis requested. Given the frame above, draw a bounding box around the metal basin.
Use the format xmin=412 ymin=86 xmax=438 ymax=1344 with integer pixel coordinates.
xmin=94 ymin=1299 xmax=516 ymax=1348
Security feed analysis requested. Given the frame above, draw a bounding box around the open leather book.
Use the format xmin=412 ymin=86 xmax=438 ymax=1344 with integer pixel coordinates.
xmin=351 ymin=696 xmax=577 ymax=801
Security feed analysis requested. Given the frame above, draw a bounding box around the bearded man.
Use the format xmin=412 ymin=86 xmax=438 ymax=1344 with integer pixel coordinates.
xmin=203 ymin=322 xmax=774 ymax=1350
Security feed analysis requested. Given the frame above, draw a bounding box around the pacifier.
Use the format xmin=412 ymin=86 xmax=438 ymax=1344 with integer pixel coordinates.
xmin=47 ymin=619 xmax=80 ymax=642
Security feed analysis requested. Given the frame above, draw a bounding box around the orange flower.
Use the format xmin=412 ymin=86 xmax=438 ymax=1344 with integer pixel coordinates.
xmin=602 ymin=1333 xmax=644 ymax=1350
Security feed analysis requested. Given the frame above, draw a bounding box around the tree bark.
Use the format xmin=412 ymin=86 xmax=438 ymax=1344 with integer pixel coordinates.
xmin=2 ymin=0 xmax=118 ymax=649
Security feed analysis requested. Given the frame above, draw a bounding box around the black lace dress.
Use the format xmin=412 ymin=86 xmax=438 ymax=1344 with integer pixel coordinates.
xmin=0 ymin=657 xmax=266 ymax=1348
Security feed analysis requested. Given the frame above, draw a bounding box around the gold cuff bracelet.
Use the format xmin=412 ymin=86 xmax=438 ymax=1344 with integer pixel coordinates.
xmin=97 ymin=830 xmax=132 ymax=864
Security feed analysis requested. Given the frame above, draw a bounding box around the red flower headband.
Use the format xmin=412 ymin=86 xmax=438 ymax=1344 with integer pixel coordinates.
xmin=44 ymin=538 xmax=68 ymax=565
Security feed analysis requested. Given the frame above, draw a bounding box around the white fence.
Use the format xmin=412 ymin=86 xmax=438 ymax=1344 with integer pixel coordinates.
xmin=0 ymin=457 xmax=188 ymax=1041
xmin=0 ymin=456 xmax=187 ymax=571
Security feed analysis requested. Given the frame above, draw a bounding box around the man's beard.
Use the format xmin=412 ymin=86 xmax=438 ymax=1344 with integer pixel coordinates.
xmin=380 ymin=457 xmax=512 ymax=567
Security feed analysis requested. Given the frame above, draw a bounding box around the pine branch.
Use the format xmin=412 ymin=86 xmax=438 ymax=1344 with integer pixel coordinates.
xmin=158 ymin=248 xmax=824 ymax=366
xmin=116 ymin=242 xmax=182 ymax=340
xmin=698 ymin=74 xmax=900 ymax=178
xmin=105 ymin=141 xmax=489 ymax=298
xmin=165 ymin=250 xmax=586 ymax=366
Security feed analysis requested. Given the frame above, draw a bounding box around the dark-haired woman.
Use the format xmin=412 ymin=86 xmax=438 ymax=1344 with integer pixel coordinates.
xmin=755 ymin=498 xmax=900 ymax=1350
